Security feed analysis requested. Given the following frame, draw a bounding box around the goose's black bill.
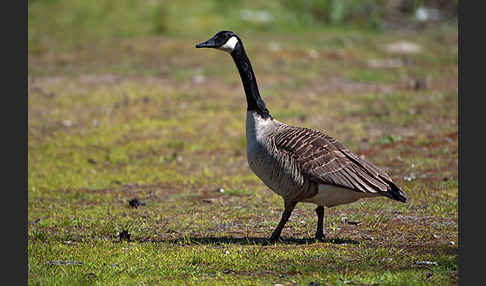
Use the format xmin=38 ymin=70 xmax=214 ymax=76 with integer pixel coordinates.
xmin=195 ymin=38 xmax=216 ymax=48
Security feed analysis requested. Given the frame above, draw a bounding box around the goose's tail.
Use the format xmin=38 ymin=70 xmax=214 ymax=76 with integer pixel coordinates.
xmin=383 ymin=181 xmax=407 ymax=203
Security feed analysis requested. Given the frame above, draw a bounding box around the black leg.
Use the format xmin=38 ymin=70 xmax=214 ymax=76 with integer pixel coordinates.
xmin=269 ymin=201 xmax=297 ymax=242
xmin=315 ymin=206 xmax=325 ymax=241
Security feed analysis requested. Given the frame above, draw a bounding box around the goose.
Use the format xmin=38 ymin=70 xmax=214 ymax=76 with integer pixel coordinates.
xmin=196 ymin=31 xmax=407 ymax=242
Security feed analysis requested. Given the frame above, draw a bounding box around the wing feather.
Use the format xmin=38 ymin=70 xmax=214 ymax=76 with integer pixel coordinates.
xmin=272 ymin=125 xmax=396 ymax=195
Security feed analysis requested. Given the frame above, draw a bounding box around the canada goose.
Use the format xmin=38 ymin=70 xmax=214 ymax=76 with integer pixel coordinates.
xmin=196 ymin=31 xmax=407 ymax=242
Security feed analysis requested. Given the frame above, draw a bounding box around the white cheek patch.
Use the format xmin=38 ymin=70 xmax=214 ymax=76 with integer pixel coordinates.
xmin=218 ymin=36 xmax=238 ymax=53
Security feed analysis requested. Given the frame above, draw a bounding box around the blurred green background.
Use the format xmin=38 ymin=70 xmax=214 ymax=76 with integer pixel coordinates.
xmin=28 ymin=0 xmax=457 ymax=51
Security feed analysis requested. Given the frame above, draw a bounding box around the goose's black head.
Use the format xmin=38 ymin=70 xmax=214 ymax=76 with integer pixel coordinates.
xmin=195 ymin=31 xmax=240 ymax=53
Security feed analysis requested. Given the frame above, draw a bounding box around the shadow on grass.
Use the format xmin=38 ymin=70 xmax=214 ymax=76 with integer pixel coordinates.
xmin=145 ymin=236 xmax=360 ymax=246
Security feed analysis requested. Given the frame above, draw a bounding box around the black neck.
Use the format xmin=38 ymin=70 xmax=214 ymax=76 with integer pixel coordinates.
xmin=231 ymin=41 xmax=272 ymax=119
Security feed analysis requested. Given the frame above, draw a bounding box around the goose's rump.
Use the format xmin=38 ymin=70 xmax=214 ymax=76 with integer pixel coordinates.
xmin=302 ymin=184 xmax=379 ymax=207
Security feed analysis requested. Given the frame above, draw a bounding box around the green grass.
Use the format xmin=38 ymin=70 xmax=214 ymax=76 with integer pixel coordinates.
xmin=28 ymin=2 xmax=457 ymax=284
xmin=29 ymin=241 xmax=456 ymax=285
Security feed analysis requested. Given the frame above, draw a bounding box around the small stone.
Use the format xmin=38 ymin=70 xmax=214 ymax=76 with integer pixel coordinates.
xmin=385 ymin=41 xmax=422 ymax=54
xmin=404 ymin=173 xmax=417 ymax=181
xmin=192 ymin=75 xmax=205 ymax=84
xmin=415 ymin=7 xmax=440 ymax=22
xmin=308 ymin=49 xmax=319 ymax=59
xmin=268 ymin=42 xmax=281 ymax=51
xmin=119 ymin=230 xmax=131 ymax=241
xmin=347 ymin=221 xmax=362 ymax=225
xmin=61 ymin=120 xmax=72 ymax=127
xmin=128 ymin=198 xmax=146 ymax=208
xmin=29 ymin=218 xmax=41 ymax=225
xmin=367 ymin=58 xmax=403 ymax=68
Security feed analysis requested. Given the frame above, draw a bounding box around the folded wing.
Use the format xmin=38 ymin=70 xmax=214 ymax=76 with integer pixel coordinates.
xmin=272 ymin=126 xmax=406 ymax=201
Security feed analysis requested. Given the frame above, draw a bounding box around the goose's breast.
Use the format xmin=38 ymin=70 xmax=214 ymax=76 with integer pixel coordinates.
xmin=246 ymin=135 xmax=278 ymax=188
xmin=247 ymin=134 xmax=308 ymax=200
xmin=245 ymin=113 xmax=296 ymax=196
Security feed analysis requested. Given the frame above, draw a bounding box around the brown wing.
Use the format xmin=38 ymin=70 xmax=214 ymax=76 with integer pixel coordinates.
xmin=272 ymin=126 xmax=395 ymax=194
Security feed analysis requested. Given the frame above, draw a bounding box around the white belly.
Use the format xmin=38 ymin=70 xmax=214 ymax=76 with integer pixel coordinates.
xmin=303 ymin=184 xmax=378 ymax=207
